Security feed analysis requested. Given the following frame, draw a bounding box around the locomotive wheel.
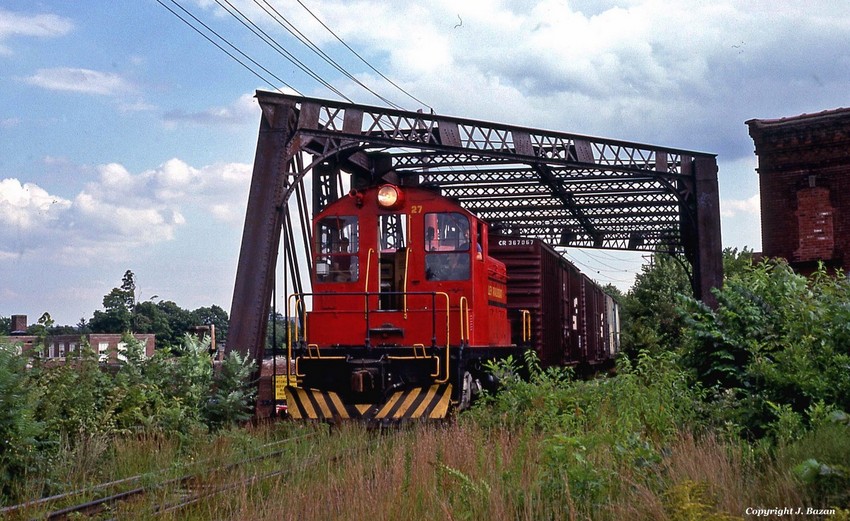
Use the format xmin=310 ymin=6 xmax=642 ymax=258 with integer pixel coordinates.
xmin=459 ymin=371 xmax=474 ymax=411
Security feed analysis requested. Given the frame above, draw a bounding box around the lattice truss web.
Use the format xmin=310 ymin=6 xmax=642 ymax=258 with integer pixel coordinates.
xmin=273 ymin=92 xmax=713 ymax=255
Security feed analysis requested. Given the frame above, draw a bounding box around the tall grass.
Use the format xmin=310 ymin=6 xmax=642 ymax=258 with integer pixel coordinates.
xmin=7 ymin=413 xmax=847 ymax=520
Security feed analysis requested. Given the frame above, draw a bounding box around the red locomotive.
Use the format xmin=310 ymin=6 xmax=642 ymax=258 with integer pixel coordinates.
xmin=284 ymin=184 xmax=619 ymax=421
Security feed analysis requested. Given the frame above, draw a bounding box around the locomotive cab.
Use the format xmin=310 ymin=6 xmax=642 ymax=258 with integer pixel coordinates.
xmin=285 ymin=184 xmax=514 ymax=421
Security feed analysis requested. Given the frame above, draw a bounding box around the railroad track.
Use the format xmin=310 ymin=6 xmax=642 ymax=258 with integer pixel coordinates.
xmin=2 ymin=430 xmax=326 ymax=520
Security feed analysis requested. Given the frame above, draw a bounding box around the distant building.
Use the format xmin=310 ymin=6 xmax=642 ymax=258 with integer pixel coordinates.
xmin=1 ymin=314 xmax=155 ymax=362
xmin=747 ymin=108 xmax=850 ymax=275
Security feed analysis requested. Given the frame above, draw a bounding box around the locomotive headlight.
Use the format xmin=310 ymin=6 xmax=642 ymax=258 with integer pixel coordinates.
xmin=377 ymin=184 xmax=404 ymax=209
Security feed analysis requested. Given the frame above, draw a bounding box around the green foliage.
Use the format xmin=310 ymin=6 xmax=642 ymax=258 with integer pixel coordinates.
xmin=679 ymin=260 xmax=850 ymax=438
xmin=663 ymin=480 xmax=742 ymax=521
xmin=84 ymin=270 xmax=230 ymax=350
xmin=620 ymin=248 xmax=754 ymax=358
xmin=472 ymin=349 xmax=702 ymax=504
xmin=33 ymin=340 xmax=118 ymax=441
xmin=0 ymin=316 xmax=10 ymax=336
xmin=0 ymin=343 xmax=43 ymax=498
xmin=620 ymin=252 xmax=691 ymax=356
xmin=0 ymin=334 xmax=255 ymax=501
xmin=203 ymin=350 xmax=256 ymax=430
xmin=781 ymin=416 xmax=850 ymax=506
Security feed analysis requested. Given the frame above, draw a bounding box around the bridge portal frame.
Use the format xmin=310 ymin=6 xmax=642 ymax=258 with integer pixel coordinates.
xmin=228 ymin=91 xmax=722 ymax=364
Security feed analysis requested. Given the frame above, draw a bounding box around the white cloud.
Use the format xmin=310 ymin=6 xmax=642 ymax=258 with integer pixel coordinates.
xmin=263 ymin=0 xmax=850 ymax=157
xmin=0 ymin=8 xmax=73 ymax=55
xmin=721 ymin=194 xmax=760 ymax=218
xmin=0 ymin=178 xmax=71 ymax=230
xmin=24 ymin=67 xmax=134 ymax=96
xmin=0 ymin=159 xmax=251 ymax=263
xmin=163 ymin=93 xmax=257 ymax=126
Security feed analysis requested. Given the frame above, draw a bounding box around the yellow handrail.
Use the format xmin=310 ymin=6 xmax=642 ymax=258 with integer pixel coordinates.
xmin=386 ymin=344 xmax=440 ymax=377
xmin=521 ymin=309 xmax=531 ymax=343
xmin=403 ymin=248 xmax=411 ymax=319
xmin=364 ymin=248 xmax=375 ymax=318
xmin=305 ymin=343 xmax=345 ymax=360
xmin=459 ymin=296 xmax=470 ymax=343
xmin=288 ymin=294 xmax=306 ymax=377
xmin=435 ymin=292 xmax=452 ymax=383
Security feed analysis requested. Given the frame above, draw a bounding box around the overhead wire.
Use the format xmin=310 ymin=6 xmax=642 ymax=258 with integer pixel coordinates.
xmin=294 ymin=0 xmax=434 ymax=112
xmin=155 ymin=0 xmax=300 ymax=94
xmin=213 ymin=0 xmax=353 ymax=102
xmin=157 ymin=0 xmax=434 ymax=113
xmin=570 ymin=248 xmax=646 ymax=273
xmin=254 ymin=0 xmax=406 ymax=110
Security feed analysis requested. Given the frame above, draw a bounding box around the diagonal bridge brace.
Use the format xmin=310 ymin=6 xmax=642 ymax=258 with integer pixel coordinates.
xmin=531 ymin=163 xmax=601 ymax=247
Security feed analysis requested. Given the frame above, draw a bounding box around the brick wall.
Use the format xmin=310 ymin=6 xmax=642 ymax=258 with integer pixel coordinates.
xmin=748 ymin=109 xmax=850 ymax=274
xmin=794 ymin=186 xmax=834 ymax=262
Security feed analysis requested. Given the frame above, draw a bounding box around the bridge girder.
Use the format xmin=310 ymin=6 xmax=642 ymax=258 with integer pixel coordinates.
xmin=227 ymin=91 xmax=723 ymax=364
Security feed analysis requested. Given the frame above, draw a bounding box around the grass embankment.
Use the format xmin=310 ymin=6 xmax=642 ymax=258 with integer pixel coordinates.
xmin=8 ymin=350 xmax=848 ymax=520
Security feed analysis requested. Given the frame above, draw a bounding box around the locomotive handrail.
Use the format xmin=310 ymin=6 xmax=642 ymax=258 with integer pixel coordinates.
xmin=520 ymin=309 xmax=531 ymax=344
xmin=364 ymin=248 xmax=376 ymax=317
xmin=435 ymin=291 xmax=452 ymax=383
xmin=305 ymin=343 xmax=346 ymax=360
xmin=386 ymin=342 xmax=440 ymax=378
xmin=403 ymin=248 xmax=411 ymax=319
xmin=287 ymin=291 xmax=452 ymax=355
xmin=459 ymin=296 xmax=470 ymax=344
xmin=288 ymin=295 xmax=308 ymax=377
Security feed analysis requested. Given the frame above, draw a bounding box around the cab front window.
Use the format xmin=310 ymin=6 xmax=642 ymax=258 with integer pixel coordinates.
xmin=316 ymin=216 xmax=359 ymax=283
xmin=424 ymin=212 xmax=470 ymax=280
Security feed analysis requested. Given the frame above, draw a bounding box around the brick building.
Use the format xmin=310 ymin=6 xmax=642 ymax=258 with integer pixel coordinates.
xmin=2 ymin=314 xmax=155 ymax=362
xmin=747 ymin=108 xmax=850 ymax=275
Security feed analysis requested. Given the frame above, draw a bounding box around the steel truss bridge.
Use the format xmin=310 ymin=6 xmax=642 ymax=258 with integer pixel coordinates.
xmin=228 ymin=91 xmax=722 ymax=363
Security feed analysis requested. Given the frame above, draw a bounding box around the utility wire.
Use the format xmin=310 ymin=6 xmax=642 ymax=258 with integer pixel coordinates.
xmin=295 ymin=0 xmax=433 ymax=112
xmin=255 ymin=0 xmax=405 ymax=110
xmin=156 ymin=0 xmax=300 ymax=94
xmin=214 ymin=0 xmax=352 ymax=102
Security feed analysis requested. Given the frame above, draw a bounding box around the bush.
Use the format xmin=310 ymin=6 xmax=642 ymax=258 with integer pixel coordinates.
xmin=0 ymin=343 xmax=43 ymax=499
xmin=679 ymin=260 xmax=850 ymax=439
xmin=470 ymin=349 xmax=703 ymax=505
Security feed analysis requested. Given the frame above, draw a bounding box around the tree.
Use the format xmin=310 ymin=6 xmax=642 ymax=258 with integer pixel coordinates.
xmin=154 ymin=300 xmax=194 ymax=350
xmin=133 ymin=300 xmax=173 ymax=342
xmin=88 ymin=270 xmax=137 ymax=334
xmin=619 ymin=252 xmax=691 ymax=357
xmin=190 ymin=305 xmax=229 ymax=345
xmin=0 ymin=316 xmax=10 ymax=336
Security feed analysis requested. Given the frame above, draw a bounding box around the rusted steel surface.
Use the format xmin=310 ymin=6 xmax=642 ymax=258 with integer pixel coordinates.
xmin=227 ymin=100 xmax=295 ymax=365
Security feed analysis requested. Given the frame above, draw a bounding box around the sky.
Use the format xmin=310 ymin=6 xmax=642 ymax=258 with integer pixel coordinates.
xmin=1 ymin=1 xmax=849 ymax=326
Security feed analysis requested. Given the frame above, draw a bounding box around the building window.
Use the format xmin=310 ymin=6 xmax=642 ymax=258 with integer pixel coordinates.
xmin=98 ymin=342 xmax=109 ymax=363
